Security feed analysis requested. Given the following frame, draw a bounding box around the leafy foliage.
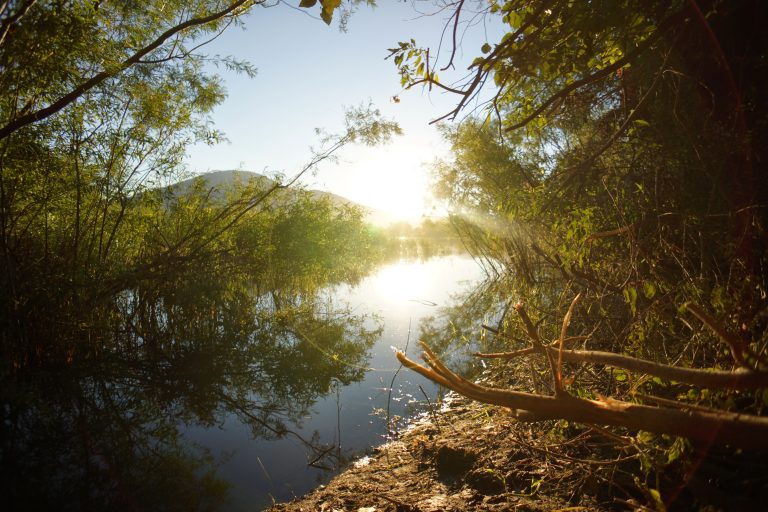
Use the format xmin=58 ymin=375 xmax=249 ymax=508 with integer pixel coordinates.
xmin=0 ymin=2 xmax=399 ymax=508
xmin=398 ymin=1 xmax=768 ymax=508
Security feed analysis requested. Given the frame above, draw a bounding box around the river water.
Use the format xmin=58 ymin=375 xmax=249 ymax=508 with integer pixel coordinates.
xmin=184 ymin=255 xmax=485 ymax=511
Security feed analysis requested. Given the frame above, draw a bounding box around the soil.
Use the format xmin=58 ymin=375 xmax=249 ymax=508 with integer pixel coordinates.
xmin=267 ymin=391 xmax=606 ymax=512
xmin=268 ymin=365 xmax=768 ymax=512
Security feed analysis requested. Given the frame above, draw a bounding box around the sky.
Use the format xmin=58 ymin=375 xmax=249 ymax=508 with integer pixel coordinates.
xmin=184 ymin=0 xmax=504 ymax=222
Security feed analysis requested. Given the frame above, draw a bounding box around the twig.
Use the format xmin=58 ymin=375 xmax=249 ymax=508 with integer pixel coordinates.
xmin=481 ymin=323 xmax=528 ymax=345
xmin=474 ymin=347 xmax=536 ymax=359
xmin=633 ymin=392 xmax=726 ymax=414
xmin=387 ymin=318 xmax=412 ymax=436
xmin=440 ymin=0 xmax=465 ymax=71
xmin=513 ymin=433 xmax=639 ymax=466
xmin=556 ymin=294 xmax=582 ymax=396
xmin=418 ymin=384 xmax=448 ymax=434
xmin=684 ymin=302 xmax=751 ymax=367
xmin=516 ymin=303 xmax=560 ymax=395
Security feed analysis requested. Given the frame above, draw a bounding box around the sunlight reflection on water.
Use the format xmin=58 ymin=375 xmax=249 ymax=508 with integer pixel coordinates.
xmin=185 ymin=255 xmax=485 ymax=511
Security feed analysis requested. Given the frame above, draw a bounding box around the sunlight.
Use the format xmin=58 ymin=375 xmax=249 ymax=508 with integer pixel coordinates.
xmin=312 ymin=138 xmax=441 ymax=223
xmin=372 ymin=260 xmax=432 ymax=305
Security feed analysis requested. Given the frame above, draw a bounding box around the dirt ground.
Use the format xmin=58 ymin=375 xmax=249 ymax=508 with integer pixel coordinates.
xmin=267 ymin=392 xmax=608 ymax=512
xmin=268 ymin=362 xmax=768 ymax=512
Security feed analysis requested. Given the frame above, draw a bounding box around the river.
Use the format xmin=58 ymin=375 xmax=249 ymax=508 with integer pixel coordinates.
xmin=183 ymin=255 xmax=485 ymax=511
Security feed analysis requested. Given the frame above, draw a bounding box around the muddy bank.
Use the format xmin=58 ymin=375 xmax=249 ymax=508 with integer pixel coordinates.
xmin=267 ymin=361 xmax=768 ymax=512
xmin=267 ymin=392 xmax=603 ymax=512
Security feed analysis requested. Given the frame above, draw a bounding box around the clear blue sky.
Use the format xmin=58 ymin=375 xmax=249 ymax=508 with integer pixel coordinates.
xmin=185 ymin=1 xmax=503 ymax=221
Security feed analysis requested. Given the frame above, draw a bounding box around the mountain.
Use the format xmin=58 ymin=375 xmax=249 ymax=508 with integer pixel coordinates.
xmin=166 ymin=170 xmax=274 ymax=195
xmin=170 ymin=170 xmax=398 ymax=225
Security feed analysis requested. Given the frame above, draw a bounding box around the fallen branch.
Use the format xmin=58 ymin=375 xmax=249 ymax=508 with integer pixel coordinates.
xmin=396 ymin=342 xmax=768 ymax=450
xmin=475 ymin=345 xmax=768 ymax=389
xmin=477 ymin=303 xmax=768 ymax=389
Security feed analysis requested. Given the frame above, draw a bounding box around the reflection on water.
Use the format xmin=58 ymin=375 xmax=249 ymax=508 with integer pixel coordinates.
xmin=0 ymin=255 xmax=483 ymax=511
xmin=371 ymin=261 xmax=435 ymax=305
xmin=184 ymin=256 xmax=484 ymax=510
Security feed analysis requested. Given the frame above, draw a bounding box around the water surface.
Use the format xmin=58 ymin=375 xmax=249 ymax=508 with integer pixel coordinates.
xmin=185 ymin=255 xmax=484 ymax=510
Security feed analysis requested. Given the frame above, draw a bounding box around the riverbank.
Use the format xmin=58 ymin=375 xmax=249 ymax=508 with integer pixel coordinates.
xmin=268 ymin=362 xmax=768 ymax=512
xmin=268 ymin=385 xmax=605 ymax=511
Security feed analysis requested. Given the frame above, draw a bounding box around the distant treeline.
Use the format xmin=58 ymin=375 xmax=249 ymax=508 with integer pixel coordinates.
xmin=374 ymin=218 xmax=466 ymax=261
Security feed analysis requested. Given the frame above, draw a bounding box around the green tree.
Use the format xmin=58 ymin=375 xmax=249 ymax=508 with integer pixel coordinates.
xmin=394 ymin=1 xmax=768 ymax=507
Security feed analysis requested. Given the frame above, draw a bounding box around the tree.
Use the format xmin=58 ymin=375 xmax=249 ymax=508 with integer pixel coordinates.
xmin=392 ymin=0 xmax=768 ymax=474
xmin=0 ymin=1 xmax=401 ymax=507
xmin=0 ymin=0 xmax=398 ymax=338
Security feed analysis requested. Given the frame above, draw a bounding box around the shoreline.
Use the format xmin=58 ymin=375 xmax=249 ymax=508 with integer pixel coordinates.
xmin=267 ymin=391 xmax=591 ymax=511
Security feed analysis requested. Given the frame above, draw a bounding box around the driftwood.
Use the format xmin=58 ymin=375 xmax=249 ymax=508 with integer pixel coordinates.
xmin=396 ymin=298 xmax=768 ymax=450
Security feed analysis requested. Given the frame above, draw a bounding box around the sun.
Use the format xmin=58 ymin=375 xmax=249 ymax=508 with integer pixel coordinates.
xmin=314 ymin=138 xmax=436 ymax=223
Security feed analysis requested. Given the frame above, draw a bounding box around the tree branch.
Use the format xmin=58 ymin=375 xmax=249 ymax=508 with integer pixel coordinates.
xmin=476 ymin=345 xmax=768 ymax=390
xmin=504 ymin=5 xmax=692 ymax=132
xmin=0 ymin=0 xmax=257 ymax=141
xmin=397 ymin=342 xmax=768 ymax=450
xmin=0 ymin=0 xmax=36 ymax=48
xmin=439 ymin=0 xmax=464 ymax=71
xmin=480 ymin=298 xmax=768 ymax=389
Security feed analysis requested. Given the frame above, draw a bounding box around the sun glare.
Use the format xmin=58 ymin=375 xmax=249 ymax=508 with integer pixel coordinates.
xmin=372 ymin=260 xmax=432 ymax=305
xmin=315 ymin=138 xmax=438 ymax=223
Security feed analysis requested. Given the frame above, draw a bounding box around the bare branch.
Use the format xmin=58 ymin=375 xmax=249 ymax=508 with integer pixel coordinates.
xmin=477 ymin=343 xmax=768 ymax=390
xmin=397 ymin=344 xmax=768 ymax=450
xmin=474 ymin=347 xmax=535 ymax=359
xmin=440 ymin=0 xmax=465 ymax=71
xmin=556 ymin=293 xmax=581 ymax=394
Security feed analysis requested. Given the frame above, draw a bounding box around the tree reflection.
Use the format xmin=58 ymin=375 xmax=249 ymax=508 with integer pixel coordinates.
xmin=0 ymin=271 xmax=379 ymax=510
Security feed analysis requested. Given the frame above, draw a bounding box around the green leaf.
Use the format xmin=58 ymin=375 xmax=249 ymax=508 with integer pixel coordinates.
xmin=648 ymin=488 xmax=666 ymax=512
xmin=623 ymin=286 xmax=638 ymax=316
xmin=642 ymin=281 xmax=656 ymax=299
xmin=320 ymin=0 xmax=341 ymax=25
xmin=299 ymin=0 xmax=317 ymax=7
xmin=508 ymin=11 xmax=522 ymax=28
